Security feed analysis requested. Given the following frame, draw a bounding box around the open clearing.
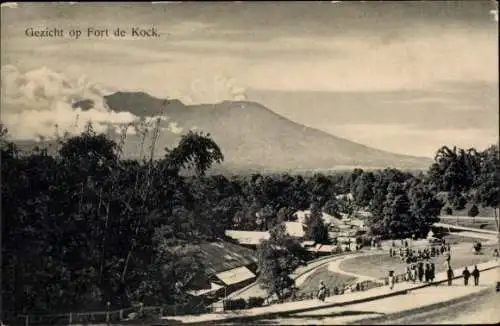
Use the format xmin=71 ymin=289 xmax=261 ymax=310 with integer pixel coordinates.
xmin=297 ymin=266 xmax=356 ymax=294
xmin=439 ymin=217 xmax=498 ymax=232
xmin=340 ymin=248 xmax=494 ymax=279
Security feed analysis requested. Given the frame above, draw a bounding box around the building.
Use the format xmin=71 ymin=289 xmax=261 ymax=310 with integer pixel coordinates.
xmin=283 ymin=221 xmax=305 ymax=238
xmin=294 ymin=210 xmax=338 ymax=225
xmin=184 ymin=241 xmax=258 ymax=299
xmin=306 ymin=244 xmax=341 ymax=256
xmin=336 ymin=193 xmax=354 ymax=201
xmin=224 ymin=230 xmax=270 ymax=247
xmin=225 ymin=222 xmax=306 ymax=247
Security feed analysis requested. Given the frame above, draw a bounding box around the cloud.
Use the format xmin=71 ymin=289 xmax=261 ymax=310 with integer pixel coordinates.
xmin=167 ymin=75 xmax=247 ymax=104
xmin=1 ymin=2 xmax=18 ymax=9
xmin=0 ymin=65 xmax=183 ymax=140
xmin=167 ymin=121 xmax=183 ymax=134
xmin=491 ymin=9 xmax=498 ymax=22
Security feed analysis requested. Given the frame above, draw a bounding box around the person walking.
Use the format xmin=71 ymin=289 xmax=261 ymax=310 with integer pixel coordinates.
xmin=472 ymin=266 xmax=480 ymax=286
xmin=424 ymin=262 xmax=431 ymax=282
xmin=430 ymin=262 xmax=436 ymax=282
xmin=462 ymin=267 xmax=471 ymax=286
xmin=411 ymin=264 xmax=417 ymax=283
xmin=388 ymin=270 xmax=395 ymax=290
xmin=318 ymin=280 xmax=326 ymax=301
xmin=447 ymin=267 xmax=454 ymax=286
xmin=418 ymin=261 xmax=424 ymax=282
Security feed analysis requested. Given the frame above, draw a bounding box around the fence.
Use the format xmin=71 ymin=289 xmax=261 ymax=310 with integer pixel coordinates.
xmin=1 ymin=270 xmax=419 ymax=325
xmin=2 ymin=301 xmax=209 ymax=326
xmin=216 ymin=270 xmax=409 ymax=311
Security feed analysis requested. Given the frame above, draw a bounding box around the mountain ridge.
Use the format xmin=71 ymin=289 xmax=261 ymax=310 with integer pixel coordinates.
xmin=101 ymin=92 xmax=432 ymax=171
xmin=9 ymin=90 xmax=432 ymax=172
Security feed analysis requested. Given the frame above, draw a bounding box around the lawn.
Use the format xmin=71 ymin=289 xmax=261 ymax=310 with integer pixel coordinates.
xmin=441 ymin=233 xmax=490 ymax=244
xmin=439 ymin=217 xmax=498 ymax=232
xmin=297 ymin=266 xmax=356 ymax=295
xmin=340 ymin=248 xmax=495 ymax=279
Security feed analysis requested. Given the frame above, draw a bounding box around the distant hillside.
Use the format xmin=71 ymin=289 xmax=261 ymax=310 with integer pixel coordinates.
xmin=101 ymin=92 xmax=432 ymax=172
xmin=11 ymin=91 xmax=432 ymax=172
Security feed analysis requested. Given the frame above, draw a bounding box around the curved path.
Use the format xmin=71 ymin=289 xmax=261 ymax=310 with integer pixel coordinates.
xmin=228 ymin=230 xmax=497 ymax=301
xmin=332 ymin=230 xmax=498 ymax=281
xmin=294 ymin=251 xmax=382 ymax=287
xmin=326 ymin=256 xmax=385 ymax=284
xmin=227 ymin=250 xmax=384 ymax=300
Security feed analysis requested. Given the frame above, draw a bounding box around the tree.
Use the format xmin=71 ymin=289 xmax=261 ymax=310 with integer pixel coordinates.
xmin=352 ymin=171 xmax=376 ymax=208
xmin=303 ymin=203 xmax=329 ymax=244
xmin=408 ymin=183 xmax=443 ymax=239
xmin=443 ymin=206 xmax=453 ymax=216
xmin=380 ymin=182 xmax=413 ymax=239
xmin=468 ymin=204 xmax=479 ymax=218
xmin=256 ymin=223 xmax=308 ymax=300
xmin=164 ymin=131 xmax=224 ymax=176
xmin=276 ymin=206 xmax=297 ymax=223
xmin=474 ymin=144 xmax=500 ymax=235
xmin=322 ymin=198 xmax=341 ymax=218
xmin=430 ymin=145 xmax=481 ymax=209
xmin=0 ymin=123 xmax=18 ymax=159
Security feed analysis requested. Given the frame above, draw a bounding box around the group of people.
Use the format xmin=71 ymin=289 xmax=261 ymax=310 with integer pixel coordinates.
xmin=390 ymin=243 xmax=450 ymax=263
xmin=456 ymin=265 xmax=481 ymax=286
xmin=404 ymin=260 xmax=436 ymax=283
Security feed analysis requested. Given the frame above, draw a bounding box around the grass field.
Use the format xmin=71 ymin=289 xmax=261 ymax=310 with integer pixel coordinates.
xmin=297 ymin=266 xmax=356 ymax=294
xmin=339 ymin=248 xmax=495 ymax=279
xmin=439 ymin=218 xmax=498 ymax=232
xmin=441 ymin=233 xmax=489 ymax=244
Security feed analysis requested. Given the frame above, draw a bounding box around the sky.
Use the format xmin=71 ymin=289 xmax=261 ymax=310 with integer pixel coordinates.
xmin=1 ymin=1 xmax=498 ymax=157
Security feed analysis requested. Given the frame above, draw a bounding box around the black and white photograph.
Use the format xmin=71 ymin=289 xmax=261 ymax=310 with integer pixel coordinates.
xmin=1 ymin=1 xmax=499 ymax=325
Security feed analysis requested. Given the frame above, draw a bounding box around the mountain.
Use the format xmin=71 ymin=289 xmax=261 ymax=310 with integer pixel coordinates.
xmin=12 ymin=91 xmax=432 ymax=172
xmin=99 ymin=92 xmax=432 ymax=172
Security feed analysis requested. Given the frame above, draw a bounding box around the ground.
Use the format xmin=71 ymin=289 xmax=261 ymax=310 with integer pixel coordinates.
xmin=369 ymin=287 xmax=500 ymax=325
xmin=296 ymin=266 xmax=356 ymax=295
xmin=340 ymin=246 xmax=495 ymax=279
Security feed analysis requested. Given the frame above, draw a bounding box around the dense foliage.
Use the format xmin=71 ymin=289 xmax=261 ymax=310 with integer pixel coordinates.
xmin=256 ymin=223 xmax=309 ymax=300
xmin=2 ymin=122 xmax=498 ymax=314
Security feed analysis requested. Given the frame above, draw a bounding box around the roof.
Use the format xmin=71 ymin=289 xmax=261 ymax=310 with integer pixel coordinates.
xmin=225 ymin=223 xmax=305 ymax=245
xmin=301 ymin=240 xmax=316 ymax=247
xmin=225 ymin=230 xmax=270 ymax=245
xmin=186 ymin=282 xmax=223 ymax=297
xmin=216 ymin=266 xmax=256 ymax=286
xmin=349 ymin=219 xmax=366 ymax=227
xmin=294 ymin=210 xmax=338 ymax=225
xmin=197 ymin=241 xmax=258 ymax=274
xmin=336 ymin=193 xmax=354 ymax=201
xmin=284 ymin=221 xmax=305 ymax=238
xmin=307 ymin=244 xmax=339 ymax=253
xmin=355 ymin=210 xmax=373 ymax=218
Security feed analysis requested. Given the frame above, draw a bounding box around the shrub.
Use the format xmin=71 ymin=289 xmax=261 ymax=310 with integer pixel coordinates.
xmin=468 ymin=204 xmax=479 ymax=218
xmin=247 ymin=296 xmax=265 ymax=308
xmin=223 ymin=298 xmax=246 ymax=310
xmin=452 ymin=195 xmax=467 ymax=210
xmin=444 ymin=206 xmax=453 ymax=215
